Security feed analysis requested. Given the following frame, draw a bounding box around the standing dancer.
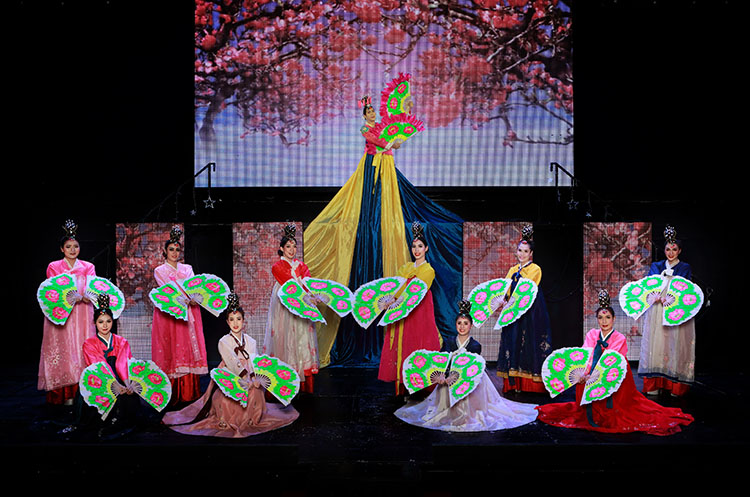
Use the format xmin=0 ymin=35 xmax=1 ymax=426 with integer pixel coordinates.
xmin=39 ymin=220 xmax=96 ymax=405
xmin=536 ymin=291 xmax=693 ymax=435
xmin=151 ymin=226 xmax=207 ymax=404
xmin=378 ymin=222 xmax=441 ymax=395
xmin=394 ymin=300 xmax=538 ymax=431
xmin=263 ymin=225 xmax=319 ymax=393
xmin=496 ymin=225 xmax=552 ymax=393
xmin=638 ymin=226 xmax=696 ymax=396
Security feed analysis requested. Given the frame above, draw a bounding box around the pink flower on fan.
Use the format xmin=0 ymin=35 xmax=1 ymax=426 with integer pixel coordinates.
xmin=466 ymin=365 xmax=479 ymax=377
xmin=163 ymin=286 xmax=175 ymax=294
xmin=397 ymin=83 xmax=407 ymax=94
xmin=258 ymin=358 xmax=273 ymax=368
xmin=277 ymin=370 xmax=292 ymax=381
xmin=606 ymin=369 xmax=620 ymax=383
xmin=408 ymin=284 xmax=421 ymax=293
xmin=187 ymin=278 xmax=203 ymax=287
xmin=358 ymin=307 xmax=372 ymax=320
xmin=454 ymin=356 xmax=470 ymax=366
xmin=404 ymin=126 xmax=415 ymax=134
xmin=474 ymin=291 xmax=487 ymax=304
xmin=646 ymin=278 xmax=661 ymax=287
xmin=410 ymin=374 xmax=424 ymax=390
xmin=630 ymin=301 xmax=642 ymax=311
xmin=169 ymin=306 xmax=183 ymax=315
xmin=519 ymin=295 xmax=530 ymax=308
xmin=668 ymin=309 xmax=685 ymax=321
xmin=413 ymin=355 xmax=426 ymax=369
xmin=407 ymin=295 xmax=419 ymax=306
xmin=603 ymin=355 xmax=617 ymax=367
xmin=550 ymin=378 xmax=565 ymax=392
xmin=570 ymin=351 xmax=585 ymax=361
xmin=455 ymin=382 xmax=470 ymax=396
xmin=673 ymin=281 xmax=689 ymax=291
xmin=45 ymin=290 xmax=60 ymax=303
xmin=332 ymin=287 xmax=345 ymax=296
xmin=502 ymin=311 xmax=515 ymax=323
xmin=156 ymin=295 xmax=169 ymax=303
xmin=336 ymin=301 xmax=349 ymax=311
xmin=56 ymin=276 xmax=71 ymax=286
xmin=286 ymin=298 xmax=301 ymax=309
xmin=287 ymin=284 xmax=298 ymax=294
xmin=52 ymin=307 xmax=69 ymax=320
xmin=490 ymin=282 xmax=504 ymax=291
xmin=552 ymin=357 xmax=566 ymax=372
xmin=388 ymin=311 xmax=403 ymax=321
xmin=93 ymin=280 xmax=110 ymax=292
xmin=87 ymin=375 xmax=102 ymax=389
xmin=109 ymin=295 xmax=120 ymax=308
xmin=380 ymin=282 xmax=397 ymax=292
xmin=518 ymin=283 xmax=530 ymax=292
xmin=589 ymin=387 xmax=606 ymax=399
xmin=631 ymin=286 xmax=642 ymax=296
xmin=433 ymin=355 xmax=448 ymax=364
xmin=362 ymin=289 xmax=376 ymax=301
xmin=95 ymin=395 xmax=110 ymax=407
xmin=206 ymin=282 xmax=220 ymax=292
xmin=473 ymin=310 xmax=487 ymax=322
xmin=147 ymin=373 xmax=163 ymax=385
xmin=683 ymin=294 xmax=697 ymax=306
xmin=279 ymin=386 xmax=292 ymax=397
xmin=132 ymin=365 xmax=145 ymax=375
xmin=303 ymin=310 xmax=319 ymax=318
xmin=150 ymin=392 xmax=164 ymax=406
xmin=212 ymin=299 xmax=224 ymax=309
xmin=219 ymin=378 xmax=234 ymax=390
xmin=311 ymin=282 xmax=327 ymax=290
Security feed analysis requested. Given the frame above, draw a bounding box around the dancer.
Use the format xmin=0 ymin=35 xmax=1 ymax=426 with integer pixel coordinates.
xmin=536 ymin=291 xmax=694 ymax=436
xmin=39 ymin=220 xmax=96 ymax=405
xmin=638 ymin=226 xmax=696 ymax=396
xmin=262 ymin=225 xmax=319 ymax=393
xmin=304 ymin=82 xmax=463 ymax=367
xmin=496 ymin=225 xmax=552 ymax=393
xmin=151 ymin=226 xmax=207 ymax=404
xmin=378 ymin=222 xmax=441 ymax=394
xmin=394 ymin=300 xmax=538 ymax=432
xmin=165 ymin=293 xmax=299 ymax=438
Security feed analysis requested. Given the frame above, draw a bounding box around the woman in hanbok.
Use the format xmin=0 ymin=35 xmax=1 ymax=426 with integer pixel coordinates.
xmin=536 ymin=291 xmax=694 ymax=436
xmin=638 ymin=226 xmax=696 ymax=397
xmin=39 ymin=220 xmax=96 ymax=405
xmin=150 ymin=226 xmax=207 ymax=404
xmin=304 ymin=89 xmax=463 ymax=367
xmin=496 ymin=226 xmax=552 ymax=393
xmin=166 ymin=294 xmax=299 ymax=438
xmin=395 ymin=301 xmax=538 ymax=432
xmin=262 ymin=225 xmax=319 ymax=393
xmin=378 ymin=222 xmax=442 ymax=395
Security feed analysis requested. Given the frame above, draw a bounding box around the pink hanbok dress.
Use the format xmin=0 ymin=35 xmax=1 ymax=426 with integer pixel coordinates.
xmin=163 ymin=333 xmax=299 ymax=438
xmin=151 ymin=262 xmax=207 ymax=402
xmin=38 ymin=258 xmax=96 ymax=403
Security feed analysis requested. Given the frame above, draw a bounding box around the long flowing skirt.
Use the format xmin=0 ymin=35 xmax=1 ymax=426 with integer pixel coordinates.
xmin=638 ymin=303 xmax=696 ymax=390
xmin=378 ymin=289 xmax=441 ymax=384
xmin=536 ymin=364 xmax=694 ymax=436
xmin=263 ymin=283 xmax=320 ymax=383
xmin=38 ymin=301 xmax=95 ymax=393
xmin=163 ymin=374 xmax=299 ymax=438
xmin=496 ymin=290 xmax=552 ymax=392
xmin=151 ymin=305 xmax=208 ymax=379
xmin=395 ymin=372 xmax=538 ymax=432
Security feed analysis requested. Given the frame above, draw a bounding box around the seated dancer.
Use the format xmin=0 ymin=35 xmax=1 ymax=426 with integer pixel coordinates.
xmin=536 ymin=290 xmax=694 ymax=436
xmin=394 ymin=300 xmax=538 ymax=432
xmin=164 ymin=293 xmax=299 ymax=438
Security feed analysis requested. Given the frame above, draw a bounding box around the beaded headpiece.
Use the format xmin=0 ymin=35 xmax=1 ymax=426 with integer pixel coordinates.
xmin=168 ymin=225 xmax=183 ymax=245
xmin=520 ymin=224 xmax=533 ymax=244
xmin=411 ymin=221 xmax=425 ymax=240
xmin=62 ymin=219 xmax=78 ymax=240
xmin=664 ymin=225 xmax=677 ymax=245
xmin=94 ymin=293 xmax=112 ymax=319
xmin=226 ymin=292 xmax=241 ymax=314
xmin=458 ymin=299 xmax=472 ymax=319
xmin=283 ymin=224 xmax=296 ymax=241
xmin=358 ymin=95 xmax=373 ymax=110
xmin=597 ymin=289 xmax=611 ymax=309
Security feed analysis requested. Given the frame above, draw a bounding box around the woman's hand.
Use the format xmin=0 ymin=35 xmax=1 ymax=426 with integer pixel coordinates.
xmin=391 ymin=140 xmax=401 ymax=149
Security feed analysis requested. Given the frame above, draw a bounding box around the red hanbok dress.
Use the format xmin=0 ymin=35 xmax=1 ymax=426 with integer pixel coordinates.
xmin=262 ymin=258 xmax=319 ymax=393
xmin=38 ymin=258 xmax=96 ymax=404
xmin=151 ymin=262 xmax=207 ymax=403
xmin=378 ymin=261 xmax=441 ymax=393
xmin=536 ymin=329 xmax=694 ymax=436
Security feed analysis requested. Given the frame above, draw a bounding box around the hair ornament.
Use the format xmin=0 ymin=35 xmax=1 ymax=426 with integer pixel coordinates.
xmin=227 ymin=292 xmax=241 ymax=314
xmin=94 ymin=293 xmax=111 ymax=318
xmin=521 ymin=224 xmax=533 ymax=243
xmin=458 ymin=299 xmax=472 ymax=318
xmin=597 ymin=289 xmax=611 ymax=309
xmin=283 ymin=224 xmax=297 ymax=241
xmin=358 ymin=95 xmax=372 ymax=109
xmin=62 ymin=219 xmax=78 ymax=240
xmin=168 ymin=225 xmax=183 ymax=245
xmin=664 ymin=225 xmax=677 ymax=245
xmin=411 ymin=221 xmax=424 ymax=240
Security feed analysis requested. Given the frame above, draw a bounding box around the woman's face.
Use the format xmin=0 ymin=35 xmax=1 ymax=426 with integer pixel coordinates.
xmin=227 ymin=311 xmax=244 ymax=333
xmin=516 ymin=242 xmax=532 ymax=265
xmin=411 ymin=239 xmax=428 ymax=261
xmin=664 ymin=243 xmax=681 ymax=262
xmin=364 ymin=106 xmax=376 ymax=122
xmin=282 ymin=239 xmax=297 ymax=260
xmin=166 ymin=243 xmax=181 ymax=264
xmin=456 ymin=316 xmax=472 ymax=337
xmin=96 ymin=314 xmax=113 ymax=336
xmin=60 ymin=239 xmax=80 ymax=260
xmin=597 ymin=309 xmax=614 ymax=332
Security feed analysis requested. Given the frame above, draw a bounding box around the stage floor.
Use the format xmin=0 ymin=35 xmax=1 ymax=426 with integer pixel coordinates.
xmin=2 ymin=362 xmax=746 ymax=490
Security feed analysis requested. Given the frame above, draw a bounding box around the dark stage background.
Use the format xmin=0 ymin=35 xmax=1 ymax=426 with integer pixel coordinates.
xmin=8 ymin=0 xmax=740 ymax=381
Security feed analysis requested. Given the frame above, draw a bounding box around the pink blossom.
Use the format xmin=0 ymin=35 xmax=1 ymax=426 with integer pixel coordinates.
xmin=552 ymin=357 xmax=566 ymax=372
xmin=571 ymin=351 xmax=584 ymax=361
xmin=550 ymin=378 xmax=564 ymax=392
xmin=683 ymin=294 xmax=697 ymax=306
xmin=286 ymin=298 xmax=301 ymax=309
xmin=673 ymin=281 xmax=689 ymax=291
xmin=466 ymin=365 xmax=479 ymax=377
xmin=188 ymin=278 xmax=203 ymax=287
xmin=52 ymin=307 xmax=69 ymax=320
xmin=336 ymin=301 xmax=349 ymax=311
xmin=287 ymin=284 xmax=298 ymax=294
xmin=150 ymin=392 xmax=164 ymax=406
xmin=95 ymin=395 xmax=110 ymax=407
xmin=206 ymin=282 xmax=220 ymax=292
xmin=332 ymin=287 xmax=345 ymax=296
xmin=502 ymin=311 xmax=515 ymax=323
xmin=455 ymin=382 xmax=470 ymax=395
xmin=258 ymin=358 xmax=273 ymax=368
xmin=311 ymin=282 xmax=327 ymax=290
xmin=473 ymin=310 xmax=487 ymax=322
xmin=358 ymin=307 xmax=372 ymax=320
xmin=45 ymin=290 xmax=60 ymax=303
xmin=385 ymin=27 xmax=406 ymax=44
xmin=589 ymin=387 xmax=606 ymax=399
xmin=132 ymin=365 xmax=145 ymax=375
xmin=410 ymin=374 xmax=425 ymax=389
xmin=148 ymin=373 xmax=163 ymax=385
xmin=87 ymin=375 xmax=102 ymax=389
xmin=277 ymin=369 xmax=292 ymax=380
xmin=606 ymin=369 xmax=620 ymax=383
xmin=413 ymin=355 xmax=426 ymax=369
xmin=56 ymin=276 xmax=71 ymax=286
xmin=474 ymin=291 xmax=487 ymax=304
xmin=362 ymin=289 xmax=376 ymax=301
xmin=388 ymin=311 xmax=403 ymax=321
xmin=279 ymin=386 xmax=292 ymax=397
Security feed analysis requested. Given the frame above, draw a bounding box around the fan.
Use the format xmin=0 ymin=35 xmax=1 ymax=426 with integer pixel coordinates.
xmin=211 ymin=355 xmax=300 ymax=407
xmin=276 ymin=277 xmax=354 ymax=324
xmin=149 ymin=273 xmax=231 ymax=320
xmin=402 ymin=349 xmax=486 ymax=407
xmin=351 ymin=276 xmax=428 ymax=328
